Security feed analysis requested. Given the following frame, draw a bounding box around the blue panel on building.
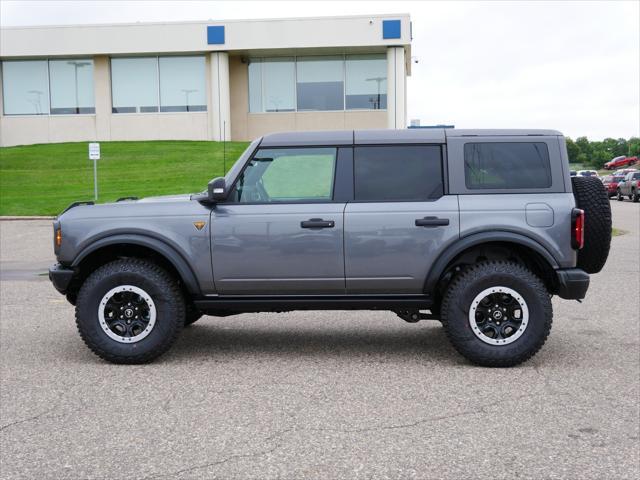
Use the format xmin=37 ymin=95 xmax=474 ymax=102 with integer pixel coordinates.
xmin=382 ymin=20 xmax=401 ymax=39
xmin=207 ymin=26 xmax=225 ymax=44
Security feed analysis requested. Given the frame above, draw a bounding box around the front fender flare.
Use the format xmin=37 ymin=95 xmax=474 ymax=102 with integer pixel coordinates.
xmin=71 ymin=234 xmax=201 ymax=295
xmin=424 ymin=231 xmax=560 ymax=293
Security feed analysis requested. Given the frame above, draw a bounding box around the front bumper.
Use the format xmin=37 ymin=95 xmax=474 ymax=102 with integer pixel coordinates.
xmin=48 ymin=263 xmax=75 ymax=295
xmin=555 ymin=268 xmax=590 ymax=300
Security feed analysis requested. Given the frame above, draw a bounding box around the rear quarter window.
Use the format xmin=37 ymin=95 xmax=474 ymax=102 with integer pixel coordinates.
xmin=464 ymin=142 xmax=552 ymax=190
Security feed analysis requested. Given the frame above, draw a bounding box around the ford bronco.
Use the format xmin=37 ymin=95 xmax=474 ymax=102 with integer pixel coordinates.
xmin=49 ymin=129 xmax=612 ymax=366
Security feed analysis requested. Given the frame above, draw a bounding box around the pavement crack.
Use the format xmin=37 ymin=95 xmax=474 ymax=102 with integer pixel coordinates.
xmin=0 ymin=405 xmax=58 ymax=433
xmin=139 ymin=426 xmax=294 ymax=480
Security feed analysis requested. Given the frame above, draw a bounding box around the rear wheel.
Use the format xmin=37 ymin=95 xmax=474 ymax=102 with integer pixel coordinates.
xmin=75 ymin=259 xmax=185 ymax=364
xmin=617 ymin=189 xmax=624 ymax=201
xmin=633 ymin=189 xmax=640 ymax=202
xmin=441 ymin=261 xmax=552 ymax=367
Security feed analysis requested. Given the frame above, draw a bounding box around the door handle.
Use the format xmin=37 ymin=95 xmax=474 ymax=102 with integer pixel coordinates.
xmin=415 ymin=216 xmax=450 ymax=227
xmin=301 ymin=218 xmax=335 ymax=229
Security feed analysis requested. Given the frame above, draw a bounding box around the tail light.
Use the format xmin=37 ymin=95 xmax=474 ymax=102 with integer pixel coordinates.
xmin=571 ymin=208 xmax=585 ymax=250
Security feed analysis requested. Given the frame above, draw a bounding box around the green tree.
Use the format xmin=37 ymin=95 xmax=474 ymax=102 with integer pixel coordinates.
xmin=565 ymin=138 xmax=580 ymax=163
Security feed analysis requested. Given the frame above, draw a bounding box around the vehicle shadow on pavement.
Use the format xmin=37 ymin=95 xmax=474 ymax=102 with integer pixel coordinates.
xmin=163 ymin=321 xmax=465 ymax=365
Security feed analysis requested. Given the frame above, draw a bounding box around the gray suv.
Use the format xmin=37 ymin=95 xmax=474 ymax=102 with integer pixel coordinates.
xmin=49 ymin=129 xmax=612 ymax=366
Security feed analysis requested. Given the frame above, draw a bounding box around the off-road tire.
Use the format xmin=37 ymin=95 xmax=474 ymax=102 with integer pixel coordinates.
xmin=632 ymin=189 xmax=639 ymax=203
xmin=617 ymin=189 xmax=624 ymax=201
xmin=75 ymin=259 xmax=185 ymax=364
xmin=441 ymin=261 xmax=553 ymax=367
xmin=571 ymin=176 xmax=612 ymax=274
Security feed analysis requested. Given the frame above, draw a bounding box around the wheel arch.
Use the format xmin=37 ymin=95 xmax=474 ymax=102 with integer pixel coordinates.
xmin=70 ymin=234 xmax=201 ymax=299
xmin=424 ymin=232 xmax=560 ymax=295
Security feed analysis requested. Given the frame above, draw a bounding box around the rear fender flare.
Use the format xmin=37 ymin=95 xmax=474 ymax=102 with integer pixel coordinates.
xmin=424 ymin=232 xmax=560 ymax=293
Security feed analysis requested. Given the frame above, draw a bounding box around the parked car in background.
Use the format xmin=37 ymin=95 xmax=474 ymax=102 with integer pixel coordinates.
xmin=577 ymin=170 xmax=598 ymax=177
xmin=604 ymin=156 xmax=637 ymax=170
xmin=602 ymin=175 xmax=626 ymax=198
xmin=613 ymin=168 xmax=638 ymax=177
xmin=617 ymin=171 xmax=640 ymax=202
xmin=570 ymin=170 xmax=577 ymax=176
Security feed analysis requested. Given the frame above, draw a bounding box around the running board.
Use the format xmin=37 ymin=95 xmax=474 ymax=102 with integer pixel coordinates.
xmin=194 ymin=294 xmax=433 ymax=313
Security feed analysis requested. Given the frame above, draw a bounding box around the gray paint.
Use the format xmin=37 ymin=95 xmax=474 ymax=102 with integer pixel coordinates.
xmin=211 ymin=203 xmax=346 ymax=294
xmin=52 ymin=128 xmax=578 ymax=301
xmin=344 ymin=196 xmax=459 ymax=293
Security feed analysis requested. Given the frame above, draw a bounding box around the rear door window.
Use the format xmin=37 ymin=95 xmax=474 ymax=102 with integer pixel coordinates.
xmin=464 ymin=142 xmax=552 ymax=189
xmin=354 ymin=145 xmax=443 ymax=201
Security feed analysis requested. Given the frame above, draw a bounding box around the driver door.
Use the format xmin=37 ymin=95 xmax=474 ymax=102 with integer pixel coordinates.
xmin=211 ymin=147 xmax=346 ymax=295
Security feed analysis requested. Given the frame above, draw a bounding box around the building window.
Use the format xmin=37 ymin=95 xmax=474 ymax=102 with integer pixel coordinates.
xmin=49 ymin=60 xmax=95 ymax=114
xmin=1 ymin=59 xmax=96 ymax=116
xmin=296 ymin=56 xmax=344 ymax=111
xmin=248 ymin=54 xmax=386 ymax=113
xmin=345 ymin=54 xmax=387 ymax=110
xmin=248 ymin=58 xmax=295 ymax=113
xmin=111 ymin=56 xmax=207 ymax=114
xmin=159 ymin=56 xmax=206 ymax=112
xmin=111 ymin=57 xmax=159 ymax=113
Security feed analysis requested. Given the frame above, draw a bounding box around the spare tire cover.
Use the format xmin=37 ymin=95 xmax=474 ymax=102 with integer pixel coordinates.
xmin=571 ymin=176 xmax=612 ymax=274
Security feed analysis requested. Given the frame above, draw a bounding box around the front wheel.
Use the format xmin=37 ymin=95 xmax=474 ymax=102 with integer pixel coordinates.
xmin=617 ymin=189 xmax=624 ymax=201
xmin=633 ymin=190 xmax=640 ymax=203
xmin=441 ymin=261 xmax=552 ymax=367
xmin=75 ymin=259 xmax=185 ymax=364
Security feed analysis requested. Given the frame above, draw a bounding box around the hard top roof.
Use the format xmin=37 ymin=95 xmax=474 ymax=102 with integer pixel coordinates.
xmin=259 ymin=128 xmax=563 ymax=147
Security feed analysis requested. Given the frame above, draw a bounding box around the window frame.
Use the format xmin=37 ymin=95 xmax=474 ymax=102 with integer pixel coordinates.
xmin=224 ymin=145 xmax=341 ymax=205
xmin=109 ymin=55 xmax=208 ymax=115
xmin=446 ymin=137 xmax=566 ymax=195
xmin=351 ymin=144 xmax=446 ymax=203
xmin=1 ymin=58 xmax=96 ymax=117
xmin=248 ymin=54 xmax=388 ymax=114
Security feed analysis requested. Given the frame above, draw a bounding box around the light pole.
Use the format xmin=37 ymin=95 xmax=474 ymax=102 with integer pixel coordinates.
xmin=365 ymin=76 xmax=386 ymax=109
xmin=181 ymin=89 xmax=197 ymax=112
xmin=67 ymin=61 xmax=91 ymax=113
xmin=27 ymin=90 xmax=44 ymax=114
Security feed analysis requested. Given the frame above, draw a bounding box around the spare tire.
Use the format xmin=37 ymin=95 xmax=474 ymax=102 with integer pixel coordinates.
xmin=571 ymin=176 xmax=611 ymax=274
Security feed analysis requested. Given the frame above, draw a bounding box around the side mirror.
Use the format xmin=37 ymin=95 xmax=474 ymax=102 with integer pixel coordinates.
xmin=208 ymin=177 xmax=227 ymax=202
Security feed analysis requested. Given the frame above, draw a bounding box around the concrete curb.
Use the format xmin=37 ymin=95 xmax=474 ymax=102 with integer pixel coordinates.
xmin=0 ymin=216 xmax=54 ymax=221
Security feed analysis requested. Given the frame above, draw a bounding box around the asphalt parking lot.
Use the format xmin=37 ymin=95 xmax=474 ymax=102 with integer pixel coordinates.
xmin=1 ymin=201 xmax=638 ymax=480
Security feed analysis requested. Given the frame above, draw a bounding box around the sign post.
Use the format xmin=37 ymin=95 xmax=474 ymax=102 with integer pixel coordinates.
xmin=88 ymin=142 xmax=100 ymax=200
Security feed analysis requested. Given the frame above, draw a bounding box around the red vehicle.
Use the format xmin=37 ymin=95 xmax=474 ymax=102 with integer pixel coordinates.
xmin=602 ymin=175 xmax=626 ymax=198
xmin=604 ymin=156 xmax=638 ymax=170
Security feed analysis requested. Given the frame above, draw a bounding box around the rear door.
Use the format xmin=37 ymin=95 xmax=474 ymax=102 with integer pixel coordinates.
xmin=344 ymin=144 xmax=460 ymax=294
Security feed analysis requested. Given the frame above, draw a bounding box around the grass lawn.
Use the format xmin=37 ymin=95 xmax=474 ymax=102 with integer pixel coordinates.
xmin=0 ymin=141 xmax=249 ymax=216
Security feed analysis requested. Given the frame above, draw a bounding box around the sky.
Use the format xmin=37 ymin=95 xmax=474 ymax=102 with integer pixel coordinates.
xmin=1 ymin=0 xmax=639 ymax=140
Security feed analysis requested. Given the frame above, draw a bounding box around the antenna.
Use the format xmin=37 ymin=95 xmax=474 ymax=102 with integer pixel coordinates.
xmin=223 ymin=120 xmax=226 ymax=175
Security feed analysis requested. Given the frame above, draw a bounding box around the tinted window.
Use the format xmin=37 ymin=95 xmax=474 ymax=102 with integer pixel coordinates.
xmin=632 ymin=173 xmax=640 ymax=180
xmin=229 ymin=148 xmax=336 ymax=203
xmin=354 ymin=146 xmax=443 ymax=201
xmin=464 ymin=142 xmax=552 ymax=189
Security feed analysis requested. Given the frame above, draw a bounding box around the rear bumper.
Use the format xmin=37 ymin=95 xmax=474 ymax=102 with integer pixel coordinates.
xmin=48 ymin=263 xmax=75 ymax=295
xmin=555 ymin=268 xmax=590 ymax=300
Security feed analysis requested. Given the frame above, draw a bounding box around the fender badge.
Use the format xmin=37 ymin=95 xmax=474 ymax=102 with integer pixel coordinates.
xmin=193 ymin=221 xmax=206 ymax=231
